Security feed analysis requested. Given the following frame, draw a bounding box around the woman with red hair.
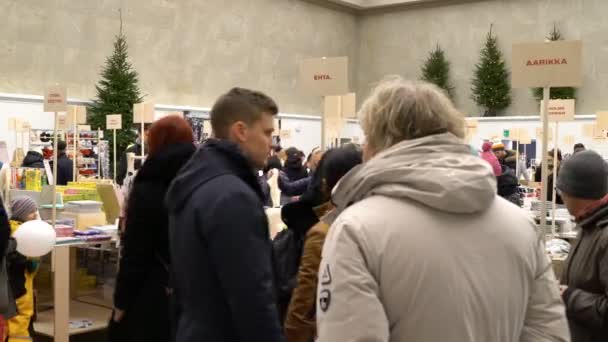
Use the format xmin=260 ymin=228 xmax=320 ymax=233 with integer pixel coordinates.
xmin=110 ymin=115 xmax=195 ymax=342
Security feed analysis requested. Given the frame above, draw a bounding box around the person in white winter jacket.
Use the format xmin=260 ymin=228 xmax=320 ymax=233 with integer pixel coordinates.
xmin=316 ymin=76 xmax=570 ymax=342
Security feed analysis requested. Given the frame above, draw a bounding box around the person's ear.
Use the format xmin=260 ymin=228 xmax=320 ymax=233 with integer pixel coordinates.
xmin=229 ymin=121 xmax=248 ymax=143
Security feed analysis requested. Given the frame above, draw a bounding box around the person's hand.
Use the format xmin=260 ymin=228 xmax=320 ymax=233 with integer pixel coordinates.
xmin=113 ymin=309 xmax=125 ymax=322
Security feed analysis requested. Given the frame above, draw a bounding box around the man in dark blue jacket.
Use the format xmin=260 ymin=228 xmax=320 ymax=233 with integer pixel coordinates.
xmin=166 ymin=88 xmax=284 ymax=342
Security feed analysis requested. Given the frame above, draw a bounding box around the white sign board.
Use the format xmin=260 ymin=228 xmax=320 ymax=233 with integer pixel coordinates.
xmin=540 ymin=99 xmax=575 ymax=122
xmin=57 ymin=114 xmax=69 ymax=130
xmin=133 ymin=103 xmax=155 ymax=123
xmin=44 ymin=85 xmax=67 ymax=112
xmin=78 ymin=125 xmax=91 ymax=131
xmin=299 ymin=57 xmax=349 ymax=96
xmin=512 ymin=40 xmax=583 ymax=88
xmin=106 ymin=114 xmax=123 ymax=130
xmin=67 ymin=105 xmax=87 ymax=124
xmin=596 ymin=111 xmax=608 ymax=130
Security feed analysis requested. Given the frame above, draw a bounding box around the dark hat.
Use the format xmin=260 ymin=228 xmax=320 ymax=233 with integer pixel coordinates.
xmin=557 ymin=150 xmax=608 ymax=200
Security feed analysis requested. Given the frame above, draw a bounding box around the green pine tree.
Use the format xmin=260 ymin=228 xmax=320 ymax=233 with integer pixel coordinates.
xmin=471 ymin=25 xmax=511 ymax=116
xmin=532 ymin=24 xmax=576 ymax=101
xmin=88 ymin=20 xmax=143 ymax=178
xmin=421 ymin=44 xmax=454 ymax=99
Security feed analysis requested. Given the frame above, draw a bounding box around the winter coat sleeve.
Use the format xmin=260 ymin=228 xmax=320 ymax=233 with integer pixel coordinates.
xmin=284 ymin=224 xmax=327 ymax=342
xmin=278 ymin=171 xmax=310 ymax=196
xmin=202 ymin=189 xmax=284 ymax=342
xmin=114 ymin=180 xmax=166 ymax=311
xmin=316 ymin=217 xmax=389 ymax=342
xmin=0 ymin=197 xmax=9 ymax=263
xmin=562 ymin=240 xmax=608 ymax=331
xmin=520 ymin=237 xmax=570 ymax=342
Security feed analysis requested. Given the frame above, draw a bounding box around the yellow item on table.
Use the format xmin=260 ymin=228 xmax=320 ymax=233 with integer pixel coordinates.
xmin=24 ymin=168 xmax=42 ymax=192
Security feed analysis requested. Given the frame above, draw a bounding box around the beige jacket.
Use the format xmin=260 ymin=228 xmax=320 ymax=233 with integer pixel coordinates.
xmin=316 ymin=133 xmax=570 ymax=342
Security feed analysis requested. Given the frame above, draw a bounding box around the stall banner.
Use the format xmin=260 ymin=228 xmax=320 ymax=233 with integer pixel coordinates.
xmin=540 ymin=99 xmax=575 ymax=122
xmin=133 ymin=103 xmax=155 ymax=123
xmin=512 ymin=40 xmax=582 ymax=88
xmin=299 ymin=57 xmax=349 ymax=96
xmin=44 ymin=85 xmax=67 ymax=112
xmin=106 ymin=114 xmax=122 ymax=130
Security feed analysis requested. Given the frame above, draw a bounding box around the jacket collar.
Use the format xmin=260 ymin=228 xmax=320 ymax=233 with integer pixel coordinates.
xmin=578 ymin=195 xmax=608 ymax=230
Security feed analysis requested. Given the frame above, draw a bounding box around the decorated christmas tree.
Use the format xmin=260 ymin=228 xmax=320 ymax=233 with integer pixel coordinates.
xmin=88 ymin=17 xmax=143 ymax=177
xmin=532 ymin=24 xmax=576 ymax=101
xmin=471 ymin=25 xmax=511 ymax=116
xmin=421 ymin=44 xmax=454 ymax=99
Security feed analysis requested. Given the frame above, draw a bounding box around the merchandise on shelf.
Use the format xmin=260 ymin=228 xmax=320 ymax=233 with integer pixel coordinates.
xmin=10 ymin=167 xmax=49 ymax=191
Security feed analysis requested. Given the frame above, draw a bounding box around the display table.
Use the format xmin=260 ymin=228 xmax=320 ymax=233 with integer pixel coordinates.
xmin=34 ymin=236 xmax=117 ymax=341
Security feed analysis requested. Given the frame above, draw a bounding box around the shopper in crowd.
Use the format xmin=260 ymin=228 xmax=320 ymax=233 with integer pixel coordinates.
xmin=117 ymin=124 xmax=151 ymax=186
xmin=306 ymin=147 xmax=323 ymax=173
xmin=492 ymin=143 xmax=518 ymax=170
xmin=573 ymin=143 xmax=586 ymax=154
xmin=52 ymin=140 xmax=74 ymax=185
xmin=479 ymin=141 xmax=502 ymax=176
xmin=284 ymin=145 xmax=362 ymax=342
xmin=20 ymin=150 xmax=44 ymax=168
xmin=6 ymin=197 xmax=39 ymax=342
xmin=111 ymin=116 xmax=195 ymax=342
xmin=0 ymin=196 xmax=8 ymax=268
xmin=279 ymin=148 xmax=310 ymax=204
xmin=497 ymin=164 xmax=522 ymax=207
xmin=0 ymin=196 xmax=11 ymax=341
xmin=535 ymin=149 xmax=563 ymax=204
xmin=316 ymin=77 xmax=569 ymax=342
xmin=558 ymin=150 xmax=608 ymax=342
xmin=166 ymin=88 xmax=283 ymax=342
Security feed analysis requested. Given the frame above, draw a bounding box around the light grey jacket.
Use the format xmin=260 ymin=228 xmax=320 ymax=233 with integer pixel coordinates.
xmin=316 ymin=133 xmax=569 ymax=342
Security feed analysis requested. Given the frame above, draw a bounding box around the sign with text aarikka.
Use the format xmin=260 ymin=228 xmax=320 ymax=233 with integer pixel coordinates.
xmin=299 ymin=57 xmax=349 ymax=96
xmin=106 ymin=114 xmax=123 ymax=130
xmin=44 ymin=85 xmax=67 ymax=112
xmin=540 ymin=99 xmax=575 ymax=122
xmin=511 ymin=40 xmax=582 ymax=88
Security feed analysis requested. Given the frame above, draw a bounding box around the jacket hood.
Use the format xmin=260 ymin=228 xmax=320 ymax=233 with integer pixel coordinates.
xmin=135 ymin=143 xmax=195 ymax=184
xmin=332 ymin=133 xmax=497 ymax=217
xmin=165 ymin=139 xmax=262 ymax=215
xmin=22 ymin=151 xmax=44 ymax=166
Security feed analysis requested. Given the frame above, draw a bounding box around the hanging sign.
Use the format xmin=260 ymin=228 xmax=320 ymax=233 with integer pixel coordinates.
xmin=563 ymin=135 xmax=575 ymax=146
xmin=21 ymin=121 xmax=32 ymax=130
xmin=511 ymin=40 xmax=583 ymax=88
xmin=133 ymin=103 xmax=155 ymax=123
xmin=536 ymin=127 xmax=553 ymax=141
xmin=106 ymin=114 xmax=123 ymax=130
xmin=299 ymin=57 xmax=349 ymax=96
xmin=44 ymin=85 xmax=67 ymax=112
xmin=539 ymin=99 xmax=575 ymax=122
xmin=519 ymin=131 xmax=532 ymax=145
xmin=78 ymin=125 xmax=91 ymax=131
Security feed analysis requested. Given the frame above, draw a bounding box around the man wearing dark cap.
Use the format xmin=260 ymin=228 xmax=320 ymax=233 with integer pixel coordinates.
xmin=558 ymin=150 xmax=608 ymax=342
xmin=54 ymin=140 xmax=73 ymax=185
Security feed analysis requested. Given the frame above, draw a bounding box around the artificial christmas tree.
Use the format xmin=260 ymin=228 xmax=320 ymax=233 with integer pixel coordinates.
xmin=471 ymin=25 xmax=511 ymax=116
xmin=532 ymin=24 xmax=576 ymax=101
xmin=88 ymin=22 xmax=143 ymax=179
xmin=421 ymin=45 xmax=454 ymax=99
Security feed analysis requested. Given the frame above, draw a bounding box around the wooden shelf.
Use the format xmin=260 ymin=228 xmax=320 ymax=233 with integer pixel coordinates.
xmin=34 ymin=300 xmax=112 ymax=337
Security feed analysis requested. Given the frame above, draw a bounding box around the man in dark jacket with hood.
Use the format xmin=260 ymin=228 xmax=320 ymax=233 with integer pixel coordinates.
xmin=559 ymin=150 xmax=608 ymax=342
xmin=166 ymin=87 xmax=284 ymax=342
xmin=52 ymin=141 xmax=73 ymax=185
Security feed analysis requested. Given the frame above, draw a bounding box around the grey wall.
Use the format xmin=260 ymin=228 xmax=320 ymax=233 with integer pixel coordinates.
xmin=358 ymin=0 xmax=608 ymax=116
xmin=0 ymin=0 xmax=358 ymax=115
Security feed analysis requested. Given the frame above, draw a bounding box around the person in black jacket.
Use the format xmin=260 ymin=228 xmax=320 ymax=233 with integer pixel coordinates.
xmin=166 ymin=87 xmax=283 ymax=342
xmin=52 ymin=141 xmax=73 ymax=185
xmin=116 ymin=124 xmax=151 ymax=186
xmin=0 ymin=196 xmax=8 ymax=265
xmin=110 ymin=116 xmax=195 ymax=342
xmin=21 ymin=151 xmax=44 ymax=168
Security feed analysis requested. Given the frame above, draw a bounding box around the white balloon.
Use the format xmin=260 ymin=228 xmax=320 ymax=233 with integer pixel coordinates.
xmin=13 ymin=220 xmax=56 ymax=257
